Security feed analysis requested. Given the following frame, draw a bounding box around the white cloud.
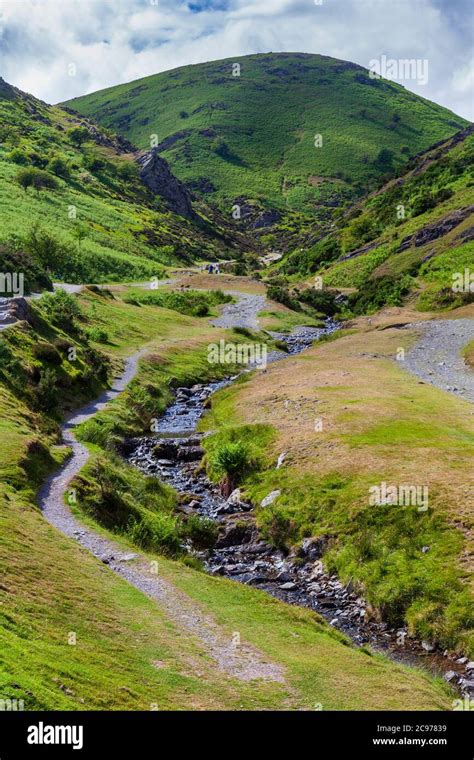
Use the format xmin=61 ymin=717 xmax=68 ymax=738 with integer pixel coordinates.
xmin=0 ymin=0 xmax=472 ymax=119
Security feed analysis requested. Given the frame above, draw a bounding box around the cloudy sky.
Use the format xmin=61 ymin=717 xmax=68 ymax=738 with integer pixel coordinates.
xmin=0 ymin=0 xmax=472 ymax=118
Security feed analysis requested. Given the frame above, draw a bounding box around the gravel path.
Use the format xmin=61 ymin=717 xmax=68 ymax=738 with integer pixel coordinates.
xmin=37 ymin=294 xmax=285 ymax=684
xmin=404 ymin=319 xmax=474 ymax=402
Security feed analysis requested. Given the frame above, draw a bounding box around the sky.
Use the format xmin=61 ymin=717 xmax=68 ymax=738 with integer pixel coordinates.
xmin=0 ymin=0 xmax=472 ymax=119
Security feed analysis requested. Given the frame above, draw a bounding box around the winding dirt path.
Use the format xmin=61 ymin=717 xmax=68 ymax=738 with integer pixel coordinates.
xmin=37 ymin=292 xmax=285 ymax=684
xmin=404 ymin=318 xmax=474 ymax=402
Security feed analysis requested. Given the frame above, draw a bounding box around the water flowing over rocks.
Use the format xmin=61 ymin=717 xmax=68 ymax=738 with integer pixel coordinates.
xmin=125 ymin=319 xmax=473 ymax=695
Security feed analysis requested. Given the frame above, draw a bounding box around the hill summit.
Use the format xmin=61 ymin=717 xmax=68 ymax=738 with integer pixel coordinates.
xmin=64 ymin=52 xmax=468 ymax=222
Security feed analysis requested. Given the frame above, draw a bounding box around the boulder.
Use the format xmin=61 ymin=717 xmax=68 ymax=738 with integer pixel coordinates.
xmin=177 ymin=445 xmax=204 ymax=461
xmin=227 ymin=488 xmax=242 ymax=505
xmin=215 ymin=515 xmax=256 ymax=548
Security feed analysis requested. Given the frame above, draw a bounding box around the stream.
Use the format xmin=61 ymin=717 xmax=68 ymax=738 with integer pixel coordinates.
xmin=124 ymin=321 xmax=474 ymax=696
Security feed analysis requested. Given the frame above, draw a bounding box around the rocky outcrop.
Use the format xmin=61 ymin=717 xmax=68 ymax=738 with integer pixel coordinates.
xmin=250 ymin=208 xmax=281 ymax=229
xmin=0 ymin=77 xmax=17 ymax=101
xmin=232 ymin=197 xmax=281 ymax=230
xmin=136 ymin=148 xmax=197 ymax=219
xmin=338 ymin=240 xmax=380 ymax=262
xmin=156 ymin=130 xmax=191 ymax=152
xmin=60 ymin=107 xmax=137 ymax=154
xmin=398 ymin=206 xmax=474 ymax=251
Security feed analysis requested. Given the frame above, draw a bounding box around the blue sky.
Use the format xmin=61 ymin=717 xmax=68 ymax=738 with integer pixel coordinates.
xmin=0 ymin=0 xmax=472 ymax=118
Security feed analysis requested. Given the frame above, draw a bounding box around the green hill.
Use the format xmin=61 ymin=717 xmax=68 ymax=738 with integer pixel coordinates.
xmin=0 ymin=78 xmax=245 ymax=287
xmin=279 ymin=125 xmax=474 ymax=313
xmin=64 ymin=53 xmax=468 ymax=225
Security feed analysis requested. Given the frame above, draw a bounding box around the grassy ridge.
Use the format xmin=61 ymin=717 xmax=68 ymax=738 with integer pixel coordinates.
xmin=280 ymin=127 xmax=474 ymax=313
xmin=0 ymin=82 xmax=237 ymax=285
xmin=65 ymin=53 xmax=467 ymax=217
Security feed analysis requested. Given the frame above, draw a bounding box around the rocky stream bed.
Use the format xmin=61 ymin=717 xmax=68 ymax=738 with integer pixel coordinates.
xmin=124 ymin=322 xmax=474 ymax=697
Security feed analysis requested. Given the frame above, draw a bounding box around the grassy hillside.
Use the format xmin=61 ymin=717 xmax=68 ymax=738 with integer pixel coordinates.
xmin=199 ymin=305 xmax=474 ymax=655
xmin=0 ymin=286 xmax=451 ymax=710
xmin=278 ymin=126 xmax=474 ymax=313
xmin=65 ymin=53 xmax=467 ymax=226
xmin=0 ymin=79 xmax=242 ymax=287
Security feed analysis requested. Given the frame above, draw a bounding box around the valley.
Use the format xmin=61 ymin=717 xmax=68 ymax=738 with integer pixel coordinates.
xmin=0 ymin=50 xmax=473 ymax=715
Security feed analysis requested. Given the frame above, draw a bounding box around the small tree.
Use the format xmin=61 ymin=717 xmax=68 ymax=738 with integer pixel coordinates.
xmin=23 ymin=224 xmax=70 ymax=272
xmin=71 ymin=222 xmax=89 ymax=250
xmin=67 ymin=126 xmax=89 ymax=147
xmin=116 ymin=161 xmax=138 ymax=181
xmin=35 ymin=368 xmax=58 ymax=412
xmin=15 ymin=167 xmax=58 ymax=192
xmin=376 ymin=148 xmax=395 ymax=168
xmin=84 ymin=151 xmax=105 ymax=172
xmin=47 ymin=155 xmax=71 ymax=179
xmin=8 ymin=147 xmax=29 ymax=165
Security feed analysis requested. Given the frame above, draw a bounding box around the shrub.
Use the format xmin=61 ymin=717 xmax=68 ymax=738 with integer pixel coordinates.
xmin=126 ymin=514 xmax=181 ymax=556
xmin=71 ymin=222 xmax=89 ymax=249
xmin=210 ymin=440 xmax=253 ymax=492
xmin=32 ymin=342 xmax=62 ymax=365
xmin=82 ymin=346 xmax=110 ymax=384
xmin=39 ymin=289 xmax=83 ymax=331
xmin=16 ymin=167 xmax=58 ymax=192
xmin=375 ymin=148 xmax=395 ymax=168
xmin=0 ymin=342 xmax=14 ymax=371
xmin=191 ymin=302 xmax=209 ymax=317
xmin=87 ymin=326 xmax=109 ymax=343
xmin=67 ymin=126 xmax=89 ymax=147
xmin=116 ymin=162 xmax=138 ymax=181
xmin=302 ymin=236 xmax=342 ymax=273
xmin=267 ymin=285 xmax=300 ymax=311
xmin=0 ymin=242 xmax=52 ymax=293
xmin=180 ymin=515 xmax=218 ymax=550
xmin=348 ymin=275 xmax=412 ymax=314
xmin=84 ymin=151 xmax=105 ymax=173
xmin=34 ymin=367 xmax=58 ymax=412
xmin=299 ymin=288 xmax=338 ymax=316
xmin=412 ymin=194 xmax=437 ymax=217
xmin=212 ymin=138 xmax=231 ymax=159
xmin=20 ymin=225 xmax=73 ymax=273
xmin=47 ymin=155 xmax=71 ymax=179
xmin=8 ymin=148 xmax=29 ymax=165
